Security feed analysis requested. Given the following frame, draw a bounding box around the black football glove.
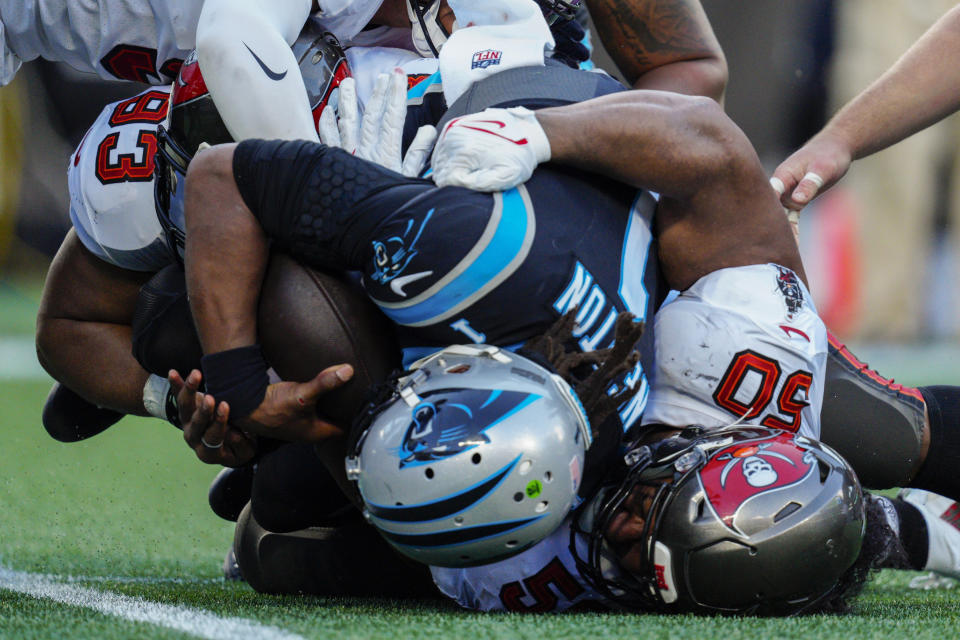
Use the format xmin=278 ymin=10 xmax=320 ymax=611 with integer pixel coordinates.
xmin=551 ymin=18 xmax=590 ymax=69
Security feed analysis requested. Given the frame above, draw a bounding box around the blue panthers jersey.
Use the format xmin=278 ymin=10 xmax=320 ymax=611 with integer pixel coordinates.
xmin=247 ymin=146 xmax=664 ymax=432
xmin=357 ymin=165 xmax=662 ymax=434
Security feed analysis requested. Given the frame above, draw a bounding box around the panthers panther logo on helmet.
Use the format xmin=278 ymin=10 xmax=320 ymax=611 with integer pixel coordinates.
xmin=398 ymin=388 xmax=540 ymax=468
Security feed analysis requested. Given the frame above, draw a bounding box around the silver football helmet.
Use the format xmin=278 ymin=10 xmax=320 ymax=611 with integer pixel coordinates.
xmin=346 ymin=344 xmax=592 ymax=567
xmin=574 ymin=426 xmax=866 ymax=615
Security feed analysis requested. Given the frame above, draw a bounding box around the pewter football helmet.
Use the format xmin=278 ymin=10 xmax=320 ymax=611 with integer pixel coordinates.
xmin=346 ymin=344 xmax=592 ymax=567
xmin=574 ymin=426 xmax=866 ymax=615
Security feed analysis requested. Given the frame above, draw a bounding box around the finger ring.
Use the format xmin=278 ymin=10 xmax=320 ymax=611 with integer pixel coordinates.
xmin=201 ymin=436 xmax=224 ymax=449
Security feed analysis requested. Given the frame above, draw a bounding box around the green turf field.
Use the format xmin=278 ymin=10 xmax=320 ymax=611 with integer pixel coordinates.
xmin=2 ymin=275 xmax=960 ymax=639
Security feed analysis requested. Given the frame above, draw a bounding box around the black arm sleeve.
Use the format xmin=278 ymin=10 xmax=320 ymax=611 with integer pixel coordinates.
xmin=232 ymin=139 xmax=427 ymax=270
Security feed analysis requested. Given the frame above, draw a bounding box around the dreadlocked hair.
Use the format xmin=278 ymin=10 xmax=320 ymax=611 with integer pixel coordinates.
xmin=809 ymin=493 xmax=908 ymax=614
xmin=521 ymin=310 xmax=645 ymax=438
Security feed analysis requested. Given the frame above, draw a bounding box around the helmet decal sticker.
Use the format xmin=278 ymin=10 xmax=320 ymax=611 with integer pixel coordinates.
xmin=396 ymin=388 xmax=540 ymax=468
xmin=699 ymin=433 xmax=815 ymax=532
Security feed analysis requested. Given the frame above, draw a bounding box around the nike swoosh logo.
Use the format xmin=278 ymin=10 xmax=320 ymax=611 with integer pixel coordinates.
xmin=779 ymin=325 xmax=811 ymax=342
xmin=390 ymin=271 xmax=433 ymax=297
xmin=445 ymin=118 xmax=528 ymax=146
xmin=243 ymin=43 xmax=288 ymax=81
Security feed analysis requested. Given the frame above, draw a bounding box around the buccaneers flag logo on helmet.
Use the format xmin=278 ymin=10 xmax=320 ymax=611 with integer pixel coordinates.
xmin=698 ymin=431 xmax=815 ymax=533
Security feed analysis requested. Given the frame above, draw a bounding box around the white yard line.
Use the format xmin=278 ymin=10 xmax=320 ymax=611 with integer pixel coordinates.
xmin=0 ymin=566 xmax=305 ymax=640
xmin=0 ymin=336 xmax=48 ymax=380
xmin=57 ymin=574 xmax=223 ymax=585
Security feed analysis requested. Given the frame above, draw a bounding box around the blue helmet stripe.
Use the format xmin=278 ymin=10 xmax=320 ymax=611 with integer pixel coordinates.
xmin=368 ymin=455 xmax=521 ymax=523
xmin=379 ymin=515 xmax=546 ymax=549
xmin=486 ymin=393 xmax=540 ymax=430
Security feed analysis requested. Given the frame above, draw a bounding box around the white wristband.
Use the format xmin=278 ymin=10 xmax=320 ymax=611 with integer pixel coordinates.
xmin=143 ymin=374 xmax=171 ymax=420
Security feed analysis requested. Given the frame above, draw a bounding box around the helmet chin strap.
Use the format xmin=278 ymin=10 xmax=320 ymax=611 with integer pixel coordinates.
xmin=407 ymin=0 xmax=452 ymax=57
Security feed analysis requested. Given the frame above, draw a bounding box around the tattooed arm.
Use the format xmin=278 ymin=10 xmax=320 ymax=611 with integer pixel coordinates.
xmin=586 ymin=0 xmax=727 ymax=102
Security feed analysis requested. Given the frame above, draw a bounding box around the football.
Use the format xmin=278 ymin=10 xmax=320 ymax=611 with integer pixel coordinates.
xmin=258 ymin=252 xmax=400 ymax=427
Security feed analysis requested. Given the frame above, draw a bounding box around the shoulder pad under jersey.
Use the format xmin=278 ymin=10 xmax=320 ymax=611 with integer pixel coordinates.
xmin=68 ymin=87 xmax=173 ymax=272
xmin=1 ymin=0 xmax=199 ymax=84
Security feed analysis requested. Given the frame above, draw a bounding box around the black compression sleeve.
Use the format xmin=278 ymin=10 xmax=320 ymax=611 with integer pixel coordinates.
xmin=891 ymin=497 xmax=929 ymax=570
xmin=232 ymin=139 xmax=419 ymax=270
xmin=911 ymin=386 xmax=960 ymax=502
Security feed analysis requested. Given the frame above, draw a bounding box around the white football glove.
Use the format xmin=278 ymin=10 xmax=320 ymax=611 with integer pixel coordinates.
xmin=357 ymin=70 xmax=406 ymax=171
xmin=430 ymin=106 xmax=551 ymax=192
xmin=318 ymin=70 xmax=436 ymax=177
xmin=318 ymin=75 xmax=360 ymax=153
xmin=402 ymin=124 xmax=438 ymax=178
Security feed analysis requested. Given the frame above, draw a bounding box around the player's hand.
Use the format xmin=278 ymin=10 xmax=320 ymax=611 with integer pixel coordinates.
xmin=319 ymin=70 xmax=435 ymax=177
xmin=551 ymin=17 xmax=590 ymax=68
xmin=319 ymin=76 xmax=360 ymax=153
xmin=770 ymin=133 xmax=853 ymax=211
xmin=232 ymin=364 xmax=354 ymax=443
xmin=356 ymin=70 xmax=407 ymax=172
xmin=170 ymin=369 xmax=257 ymax=467
xmin=431 ymin=106 xmax=551 ymax=192
xmin=402 ymin=124 xmax=437 ymax=177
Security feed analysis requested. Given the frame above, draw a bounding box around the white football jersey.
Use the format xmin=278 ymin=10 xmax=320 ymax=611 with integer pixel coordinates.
xmin=0 ymin=1 xmax=420 ymax=87
xmin=431 ymin=518 xmax=604 ymax=612
xmin=344 ymin=45 xmax=436 ymax=108
xmin=68 ymin=86 xmax=171 ymax=272
xmin=642 ymin=264 xmax=828 ymax=439
xmin=0 ymin=0 xmax=203 ymax=85
xmin=64 ymin=44 xmax=429 ymax=274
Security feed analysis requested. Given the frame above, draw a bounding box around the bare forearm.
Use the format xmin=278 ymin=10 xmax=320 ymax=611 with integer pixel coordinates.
xmin=36 ymin=320 xmax=149 ymax=415
xmin=36 ymin=230 xmax=153 ymax=414
xmin=823 ymin=5 xmax=960 ymax=160
xmin=537 ymin=90 xmax=731 ymax=197
xmin=586 ymin=0 xmax=727 ymax=101
xmin=184 ymin=145 xmax=268 ymax=354
xmin=535 ymin=91 xmax=801 ymax=288
xmin=627 ymin=58 xmax=726 ymax=101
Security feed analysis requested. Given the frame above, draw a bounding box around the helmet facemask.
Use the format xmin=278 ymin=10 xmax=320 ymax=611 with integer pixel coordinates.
xmin=536 ymin=0 xmax=581 ymax=25
xmin=572 ymin=427 xmax=708 ymax=610
xmin=153 ymin=122 xmax=192 ymax=263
